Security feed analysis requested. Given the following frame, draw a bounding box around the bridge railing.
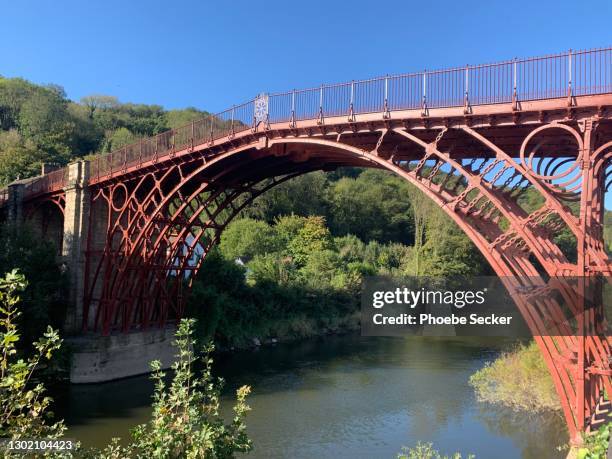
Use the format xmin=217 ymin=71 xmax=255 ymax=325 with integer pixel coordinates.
xmin=266 ymin=48 xmax=610 ymax=122
xmin=11 ymin=46 xmax=612 ymax=193
xmin=573 ymin=48 xmax=612 ymax=96
xmin=23 ymin=168 xmax=68 ymax=198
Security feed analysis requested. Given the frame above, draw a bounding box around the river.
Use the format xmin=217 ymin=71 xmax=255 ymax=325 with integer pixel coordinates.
xmin=54 ymin=334 xmax=567 ymax=458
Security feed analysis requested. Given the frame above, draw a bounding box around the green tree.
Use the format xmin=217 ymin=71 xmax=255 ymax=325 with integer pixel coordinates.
xmin=377 ymin=242 xmax=413 ymax=274
xmin=0 ymin=130 xmax=40 ymax=183
xmin=67 ymin=102 xmax=105 ymax=155
xmin=219 ymin=218 xmax=279 ymax=261
xmin=273 ymin=214 xmax=307 ymax=247
xmin=328 ymin=170 xmax=413 ymax=243
xmin=19 ymin=90 xmax=69 ymax=143
xmin=101 ymin=127 xmax=139 ymax=152
xmin=0 ymin=226 xmax=67 ymax=345
xmin=287 ymin=216 xmax=334 ymax=267
xmin=406 ymin=185 xmax=434 ymax=275
xmin=247 ymin=172 xmax=329 ymax=221
xmin=299 ymin=249 xmax=342 ymax=289
xmin=0 ymin=77 xmax=39 ymax=131
xmin=0 ymin=78 xmax=81 ymax=182
xmin=419 ymin=205 xmax=487 ymax=277
xmin=165 ymin=108 xmax=207 ymax=130
xmin=248 ymin=253 xmax=295 ymax=285
xmin=605 ymin=211 xmax=612 ymax=254
xmin=80 ymin=95 xmax=120 ymax=118
xmin=334 ymin=234 xmax=366 ymax=264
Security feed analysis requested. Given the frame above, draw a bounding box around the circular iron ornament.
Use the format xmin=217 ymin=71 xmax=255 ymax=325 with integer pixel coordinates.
xmin=110 ymin=183 xmax=129 ymax=212
xmin=519 ymin=124 xmax=583 ymax=182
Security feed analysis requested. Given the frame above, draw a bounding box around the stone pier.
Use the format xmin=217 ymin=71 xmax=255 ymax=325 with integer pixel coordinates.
xmin=62 ymin=160 xmax=90 ymax=334
xmin=7 ymin=181 xmax=25 ymax=226
xmin=68 ymin=326 xmax=177 ymax=383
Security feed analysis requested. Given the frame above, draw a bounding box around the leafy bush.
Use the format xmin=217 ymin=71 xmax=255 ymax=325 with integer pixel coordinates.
xmin=0 ymin=270 xmax=252 ymax=458
xmin=398 ymin=442 xmax=474 ymax=459
xmin=576 ymin=422 xmax=611 ymax=459
xmin=92 ymin=319 xmax=252 ymax=458
xmin=286 ymin=216 xmax=334 ymax=267
xmin=0 ymin=270 xmax=65 ymax=447
xmin=469 ymin=341 xmax=559 ymax=412
xmin=187 ymin=248 xmax=357 ymax=347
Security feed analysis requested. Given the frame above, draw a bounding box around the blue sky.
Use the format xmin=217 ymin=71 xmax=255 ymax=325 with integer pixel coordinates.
xmin=1 ymin=0 xmax=611 ymax=112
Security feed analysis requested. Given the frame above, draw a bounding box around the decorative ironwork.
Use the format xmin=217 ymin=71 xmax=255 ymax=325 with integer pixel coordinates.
xmin=254 ymin=93 xmax=269 ymax=125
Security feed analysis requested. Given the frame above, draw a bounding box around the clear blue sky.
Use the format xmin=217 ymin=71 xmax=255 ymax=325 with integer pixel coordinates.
xmin=1 ymin=0 xmax=611 ymax=112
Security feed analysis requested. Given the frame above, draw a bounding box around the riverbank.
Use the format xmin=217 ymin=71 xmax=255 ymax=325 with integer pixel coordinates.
xmin=212 ymin=310 xmax=361 ymax=353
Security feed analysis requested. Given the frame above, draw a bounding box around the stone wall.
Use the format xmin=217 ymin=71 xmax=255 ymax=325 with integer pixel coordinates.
xmin=68 ymin=327 xmax=177 ymax=383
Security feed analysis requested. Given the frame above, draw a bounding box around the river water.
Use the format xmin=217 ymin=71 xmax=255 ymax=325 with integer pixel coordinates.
xmin=54 ymin=334 xmax=567 ymax=458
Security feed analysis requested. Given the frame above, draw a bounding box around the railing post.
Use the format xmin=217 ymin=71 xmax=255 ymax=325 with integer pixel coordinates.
xmin=262 ymin=96 xmax=270 ymax=131
xmin=191 ymin=120 xmax=195 ymax=149
xmin=348 ymin=81 xmax=355 ymax=122
xmin=230 ymin=105 xmax=235 ymax=137
xmin=383 ymin=76 xmax=390 ymax=119
xmin=139 ymin=139 xmax=143 ymax=167
xmin=209 ymin=115 xmax=214 ymax=145
xmin=463 ymin=65 xmax=470 ymax=114
xmin=154 ymin=136 xmax=159 ymax=163
xmin=512 ymin=58 xmax=518 ymax=110
xmin=317 ymin=85 xmax=324 ymax=125
xmin=568 ymin=48 xmax=573 ymax=106
xmin=421 ymin=70 xmax=428 ymax=116
xmin=290 ymin=90 xmax=296 ymax=128
xmin=251 ymin=97 xmax=258 ymax=132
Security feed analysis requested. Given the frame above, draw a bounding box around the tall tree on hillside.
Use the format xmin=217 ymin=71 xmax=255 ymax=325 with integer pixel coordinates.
xmin=406 ymin=186 xmax=434 ymax=276
xmin=80 ymin=94 xmax=120 ymax=118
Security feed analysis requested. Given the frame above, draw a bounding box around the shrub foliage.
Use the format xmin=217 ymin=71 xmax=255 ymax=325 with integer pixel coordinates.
xmin=469 ymin=341 xmax=560 ymax=412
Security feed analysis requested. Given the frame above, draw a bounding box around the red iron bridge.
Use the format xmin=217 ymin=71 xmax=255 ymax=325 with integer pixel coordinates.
xmin=1 ymin=47 xmax=612 ymax=443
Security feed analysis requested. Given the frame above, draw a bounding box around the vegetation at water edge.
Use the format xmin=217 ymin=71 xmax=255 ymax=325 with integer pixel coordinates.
xmin=469 ymin=341 xmax=560 ymax=412
xmin=576 ymin=421 xmax=612 ymax=459
xmin=397 ymin=442 xmax=474 ymax=459
xmin=0 ymin=269 xmax=252 ymax=458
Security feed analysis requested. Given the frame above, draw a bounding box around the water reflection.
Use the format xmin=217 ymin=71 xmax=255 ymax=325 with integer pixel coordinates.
xmin=475 ymin=406 xmax=567 ymax=459
xmin=54 ymin=334 xmax=565 ymax=458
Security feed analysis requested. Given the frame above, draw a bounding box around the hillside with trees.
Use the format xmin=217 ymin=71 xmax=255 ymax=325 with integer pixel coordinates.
xmin=0 ymin=76 xmax=209 ymax=184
